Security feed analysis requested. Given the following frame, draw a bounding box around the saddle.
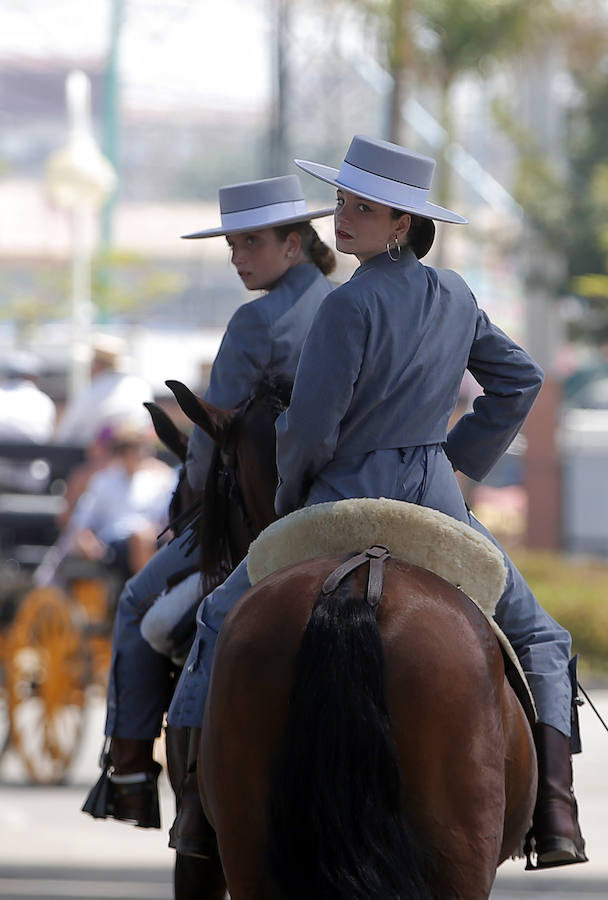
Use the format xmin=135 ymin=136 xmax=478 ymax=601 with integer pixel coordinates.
xmin=247 ymin=498 xmax=536 ymax=724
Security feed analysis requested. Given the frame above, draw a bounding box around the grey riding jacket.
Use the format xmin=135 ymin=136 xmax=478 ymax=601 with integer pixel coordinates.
xmin=275 ymin=249 xmax=543 ymax=516
xmin=168 ymin=248 xmax=575 ymax=737
xmin=186 ymin=262 xmax=334 ymax=491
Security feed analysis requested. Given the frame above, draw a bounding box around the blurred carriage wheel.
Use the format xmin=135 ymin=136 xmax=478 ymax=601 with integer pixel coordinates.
xmin=0 ymin=667 xmax=9 ymax=760
xmin=69 ymin=577 xmax=114 ymax=689
xmin=5 ymin=585 xmax=88 ymax=785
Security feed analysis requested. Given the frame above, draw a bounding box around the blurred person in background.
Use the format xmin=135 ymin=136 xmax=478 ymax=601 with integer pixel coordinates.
xmin=54 ymin=333 xmax=153 ymax=446
xmin=65 ymin=423 xmax=177 ymax=581
xmin=83 ymin=174 xmax=336 ymax=854
xmin=0 ymin=350 xmax=56 ymax=443
xmin=56 ymin=425 xmax=118 ymax=530
xmin=0 ymin=351 xmax=58 ymax=493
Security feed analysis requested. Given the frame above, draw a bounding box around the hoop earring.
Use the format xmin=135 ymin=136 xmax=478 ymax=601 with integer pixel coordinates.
xmin=386 ymin=236 xmax=401 ymax=262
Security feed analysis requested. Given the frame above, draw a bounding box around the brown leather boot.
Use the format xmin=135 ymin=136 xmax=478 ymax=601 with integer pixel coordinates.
xmin=168 ymin=727 xmax=218 ymax=859
xmin=168 ymin=765 xmax=218 ymax=859
xmin=526 ymin=723 xmax=588 ymax=869
xmin=82 ymin=737 xmax=161 ymax=829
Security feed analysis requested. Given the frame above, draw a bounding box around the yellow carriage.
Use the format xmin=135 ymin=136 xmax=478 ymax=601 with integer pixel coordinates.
xmin=0 ymin=442 xmax=121 ymax=784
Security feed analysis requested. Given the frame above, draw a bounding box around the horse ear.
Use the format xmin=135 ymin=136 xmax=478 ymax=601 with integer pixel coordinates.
xmin=165 ymin=380 xmax=236 ymax=444
xmin=143 ymin=401 xmax=189 ymax=463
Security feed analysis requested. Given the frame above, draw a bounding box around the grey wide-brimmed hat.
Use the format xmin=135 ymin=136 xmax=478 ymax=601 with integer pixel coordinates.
xmin=182 ymin=175 xmax=333 ymax=239
xmin=294 ymin=135 xmax=467 ymax=225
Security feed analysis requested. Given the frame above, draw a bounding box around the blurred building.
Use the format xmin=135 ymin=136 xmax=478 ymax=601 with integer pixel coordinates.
xmin=5 ymin=5 xmax=606 ymax=558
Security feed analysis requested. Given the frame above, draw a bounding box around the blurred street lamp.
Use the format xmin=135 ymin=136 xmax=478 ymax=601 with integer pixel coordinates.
xmin=45 ymin=70 xmax=117 ymax=402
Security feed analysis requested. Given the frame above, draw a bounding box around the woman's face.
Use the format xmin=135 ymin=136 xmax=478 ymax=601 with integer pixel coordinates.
xmin=226 ymin=229 xmax=294 ymax=291
xmin=334 ymin=189 xmax=410 ymax=264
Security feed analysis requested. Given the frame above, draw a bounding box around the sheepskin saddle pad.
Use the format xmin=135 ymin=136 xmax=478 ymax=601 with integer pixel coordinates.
xmin=248 ymin=498 xmax=505 ymax=611
xmin=247 ymin=498 xmax=536 ymax=718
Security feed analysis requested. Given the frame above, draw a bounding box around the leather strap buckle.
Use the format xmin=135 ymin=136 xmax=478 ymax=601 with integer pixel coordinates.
xmin=321 ymin=545 xmax=391 ymax=609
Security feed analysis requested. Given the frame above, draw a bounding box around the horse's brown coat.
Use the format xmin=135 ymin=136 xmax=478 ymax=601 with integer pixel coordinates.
xmin=199 ymin=557 xmax=537 ymax=900
xmin=165 ymin=379 xmax=537 ymax=900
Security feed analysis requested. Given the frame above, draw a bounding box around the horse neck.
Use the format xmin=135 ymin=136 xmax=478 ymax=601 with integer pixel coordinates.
xmin=235 ymin=415 xmax=277 ymax=536
xmin=198 ymin=395 xmax=279 ymax=582
xmin=238 ymin=392 xmax=281 ymax=520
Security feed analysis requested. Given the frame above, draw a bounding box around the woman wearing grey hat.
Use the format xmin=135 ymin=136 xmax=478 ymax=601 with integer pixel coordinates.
xmin=83 ymin=175 xmax=336 ymax=843
xmin=182 ymin=175 xmax=335 ymax=491
xmin=167 ymin=136 xmax=586 ymax=871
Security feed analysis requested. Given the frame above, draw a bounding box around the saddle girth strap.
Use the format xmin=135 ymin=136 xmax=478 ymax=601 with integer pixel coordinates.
xmin=321 ymin=545 xmax=391 ymax=608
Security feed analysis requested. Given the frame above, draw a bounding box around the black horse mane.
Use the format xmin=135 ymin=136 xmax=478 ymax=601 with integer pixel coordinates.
xmin=250 ymin=371 xmax=292 ymax=418
xmin=197 ymin=371 xmax=292 ymax=594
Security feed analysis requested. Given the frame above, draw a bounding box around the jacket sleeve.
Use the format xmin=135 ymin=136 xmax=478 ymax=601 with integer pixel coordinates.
xmin=275 ymin=289 xmax=368 ymax=516
xmin=445 ymin=307 xmax=544 ymax=481
xmin=204 ymin=302 xmax=272 ymax=408
xmin=185 ymin=303 xmax=272 ymax=491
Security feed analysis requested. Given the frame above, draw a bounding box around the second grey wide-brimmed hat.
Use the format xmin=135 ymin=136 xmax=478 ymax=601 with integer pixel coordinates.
xmin=182 ymin=175 xmax=333 ymax=239
xmin=294 ymin=135 xmax=467 ymax=225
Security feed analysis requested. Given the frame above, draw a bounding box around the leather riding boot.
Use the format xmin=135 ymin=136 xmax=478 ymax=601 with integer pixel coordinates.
xmin=526 ymin=723 xmax=588 ymax=869
xmin=110 ymin=736 xmax=155 ymax=774
xmin=168 ymin=727 xmax=218 ymax=859
xmin=82 ymin=737 xmax=161 ymax=829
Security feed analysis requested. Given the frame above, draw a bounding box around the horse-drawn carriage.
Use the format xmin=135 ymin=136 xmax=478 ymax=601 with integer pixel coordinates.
xmin=0 ymin=440 xmax=125 ymax=784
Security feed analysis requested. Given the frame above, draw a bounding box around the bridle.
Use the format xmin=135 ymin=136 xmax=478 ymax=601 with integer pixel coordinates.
xmin=216 ymin=396 xmax=258 ymax=550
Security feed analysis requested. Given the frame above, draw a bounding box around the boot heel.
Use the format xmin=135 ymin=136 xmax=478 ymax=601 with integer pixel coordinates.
xmin=537 ymin=836 xmax=588 ymax=867
xmin=528 ymin=722 xmax=588 ymax=871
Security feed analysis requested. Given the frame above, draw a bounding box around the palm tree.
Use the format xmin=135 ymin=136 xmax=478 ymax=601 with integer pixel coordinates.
xmin=338 ymin=0 xmax=556 ymax=258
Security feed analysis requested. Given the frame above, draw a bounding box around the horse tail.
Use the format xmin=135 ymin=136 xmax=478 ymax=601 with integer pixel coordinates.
xmin=265 ymin=580 xmax=434 ymax=900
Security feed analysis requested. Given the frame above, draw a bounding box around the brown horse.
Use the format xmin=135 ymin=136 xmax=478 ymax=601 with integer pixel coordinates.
xmin=159 ymin=375 xmax=291 ymax=900
xmin=166 ymin=380 xmax=537 ymax=899
xmin=144 ymin=397 xmax=221 ymax=900
xmin=201 ymin=550 xmax=537 ymax=899
xmin=195 ymin=530 xmax=537 ymax=895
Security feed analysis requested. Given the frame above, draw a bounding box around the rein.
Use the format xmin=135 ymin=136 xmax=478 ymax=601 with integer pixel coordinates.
xmin=198 ymin=392 xmax=261 ymax=578
xmin=577 ymin=681 xmax=608 ymax=737
xmin=196 ymin=374 xmax=291 ymax=588
xmin=321 ymin=545 xmax=391 ymax=609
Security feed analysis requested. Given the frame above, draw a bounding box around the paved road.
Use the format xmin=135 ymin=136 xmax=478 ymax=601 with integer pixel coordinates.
xmin=0 ymin=866 xmax=173 ymax=900
xmin=0 ymin=694 xmax=175 ymax=899
xmin=0 ymin=690 xmax=606 ymax=899
xmin=490 ymin=685 xmax=608 ymax=898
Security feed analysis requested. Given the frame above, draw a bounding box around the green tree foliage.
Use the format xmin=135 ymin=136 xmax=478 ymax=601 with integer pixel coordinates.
xmin=513 ymin=549 xmax=608 ymax=676
xmin=341 ymin=0 xmax=556 ymax=262
xmin=0 ymin=263 xmax=69 ymax=337
xmin=415 ymin=0 xmax=547 ymax=259
xmin=493 ymin=3 xmax=608 ymax=342
xmin=92 ymin=249 xmax=186 ymax=319
xmin=566 ymin=83 xmax=608 ymax=341
xmin=357 ymin=1 xmax=608 ymax=323
xmin=351 ymin=0 xmax=542 ymax=155
xmin=0 ymin=250 xmax=186 ymax=337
